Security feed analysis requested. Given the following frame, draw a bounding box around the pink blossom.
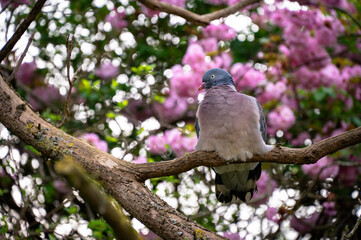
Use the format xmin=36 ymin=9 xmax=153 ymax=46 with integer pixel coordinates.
xmin=290 ymin=212 xmax=320 ymax=234
xmin=291 ymin=132 xmax=311 ymax=146
xmin=53 ymin=180 xmax=70 ymax=195
xmin=230 ymin=62 xmax=248 ymax=82
xmin=213 ymin=52 xmax=233 ymax=70
xmin=170 ymin=68 xmax=202 ymax=98
xmin=338 ymin=166 xmax=358 ymax=186
xmin=164 ymin=129 xmax=197 ymax=157
xmin=356 ymin=87 xmax=361 ymax=101
xmin=133 ymin=156 xmax=148 ymax=164
xmin=0 ymin=0 xmax=30 ymax=8
xmin=267 ymin=8 xmax=323 ymax=31
xmin=202 ymin=23 xmax=237 ymax=41
xmin=81 ymin=133 xmax=108 ymax=152
xmin=279 ymin=44 xmax=290 ymax=57
xmin=182 ymin=135 xmax=197 ymax=153
xmin=147 ymin=130 xmax=196 ymax=157
xmin=321 ymin=0 xmax=356 ymax=12
xmin=280 ymin=96 xmax=298 ymax=110
xmin=182 ymin=43 xmax=207 ymax=71
xmin=240 ymin=68 xmax=266 ymax=90
xmin=146 ymin=135 xmax=167 ymax=155
xmin=153 ymin=94 xmax=188 ymax=123
xmin=227 ymin=0 xmax=241 ymax=5
xmin=294 ymin=66 xmax=322 ymax=90
xmin=222 ymin=232 xmax=242 ymax=240
xmin=288 ymin=38 xmax=330 ymax=69
xmin=15 ymin=60 xmax=37 ymax=86
xmin=302 ymin=156 xmax=339 ymax=180
xmin=320 ymin=64 xmax=344 ymax=88
xmin=266 ymin=8 xmax=333 ymax=70
xmin=95 ymin=62 xmax=119 ymax=80
xmin=258 ymin=81 xmax=287 ymax=103
xmin=106 ymin=10 xmax=127 ymax=31
xmin=26 ymin=86 xmax=63 ymax=111
xmin=315 ymin=17 xmax=344 ymax=47
xmin=266 ymin=207 xmax=281 ymax=223
xmin=124 ymin=99 xmax=154 ymax=123
xmin=252 ymin=171 xmax=277 ymax=205
xmin=230 ymin=63 xmax=266 ymax=91
xmin=342 ymin=65 xmax=361 ymax=81
xmin=164 ymin=129 xmax=182 ymax=147
xmin=139 ymin=230 xmax=161 ymax=240
xmin=322 ymin=201 xmax=337 ymax=216
xmin=322 ymin=121 xmax=336 ymax=134
xmin=200 ymin=38 xmax=219 ymax=53
xmin=268 ymin=105 xmax=296 ymax=132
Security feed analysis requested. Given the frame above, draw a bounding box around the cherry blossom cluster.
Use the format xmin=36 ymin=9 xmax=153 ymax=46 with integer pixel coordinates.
xmin=0 ymin=0 xmax=29 ymax=8
xmin=106 ymin=9 xmax=128 ymax=31
xmin=146 ymin=129 xmax=197 ymax=157
xmin=80 ymin=133 xmax=109 ymax=152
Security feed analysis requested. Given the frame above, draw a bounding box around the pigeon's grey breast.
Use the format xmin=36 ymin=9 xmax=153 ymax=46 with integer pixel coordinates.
xmin=195 ymin=84 xmax=272 ymax=161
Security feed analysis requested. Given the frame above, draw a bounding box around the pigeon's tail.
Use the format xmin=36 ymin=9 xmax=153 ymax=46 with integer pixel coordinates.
xmin=214 ymin=163 xmax=262 ymax=203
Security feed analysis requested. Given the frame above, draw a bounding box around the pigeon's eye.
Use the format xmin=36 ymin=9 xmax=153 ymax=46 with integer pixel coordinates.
xmin=210 ymin=74 xmax=215 ymax=79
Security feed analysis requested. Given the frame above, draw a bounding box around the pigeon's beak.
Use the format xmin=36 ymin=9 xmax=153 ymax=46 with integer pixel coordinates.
xmin=198 ymin=82 xmax=206 ymax=91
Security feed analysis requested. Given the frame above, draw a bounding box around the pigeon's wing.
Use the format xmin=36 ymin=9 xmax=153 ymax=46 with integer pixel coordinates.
xmin=195 ymin=117 xmax=200 ymax=138
xmin=256 ymin=100 xmax=267 ymax=143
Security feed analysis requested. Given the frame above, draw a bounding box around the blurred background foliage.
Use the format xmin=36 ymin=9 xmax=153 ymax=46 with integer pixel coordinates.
xmin=0 ymin=0 xmax=361 ymax=239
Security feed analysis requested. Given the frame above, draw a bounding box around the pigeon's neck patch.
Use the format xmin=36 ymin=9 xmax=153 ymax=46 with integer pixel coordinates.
xmin=227 ymin=84 xmax=237 ymax=91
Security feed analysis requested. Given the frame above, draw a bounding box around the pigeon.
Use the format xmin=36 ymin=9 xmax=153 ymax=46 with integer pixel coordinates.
xmin=195 ymin=68 xmax=273 ymax=203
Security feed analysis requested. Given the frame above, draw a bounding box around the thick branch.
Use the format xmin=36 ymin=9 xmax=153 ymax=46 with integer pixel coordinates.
xmin=137 ymin=0 xmax=261 ymax=26
xmin=55 ymin=156 xmax=140 ymax=240
xmin=0 ymin=75 xmax=225 ymax=239
xmin=0 ymin=0 xmax=47 ymax=63
xmin=133 ymin=126 xmax=361 ymax=181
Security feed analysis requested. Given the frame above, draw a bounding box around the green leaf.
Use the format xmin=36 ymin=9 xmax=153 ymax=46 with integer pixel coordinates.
xmin=105 ymin=135 xmax=118 ymax=143
xmin=0 ymin=223 xmax=8 ymax=234
xmin=65 ymin=206 xmax=78 ymax=214
xmin=352 ymin=116 xmax=361 ymax=126
xmin=106 ymin=112 xmax=116 ymax=119
xmin=80 ymin=79 xmax=91 ymax=92
xmin=154 ymin=95 xmax=165 ymax=103
xmin=88 ymin=219 xmax=108 ymax=232
xmin=117 ymin=99 xmax=128 ymax=109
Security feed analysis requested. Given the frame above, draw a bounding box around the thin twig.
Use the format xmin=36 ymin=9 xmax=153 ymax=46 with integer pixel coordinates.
xmin=137 ymin=0 xmax=261 ymax=26
xmin=66 ymin=35 xmax=73 ymax=84
xmin=6 ymin=32 xmax=35 ymax=82
xmin=58 ymin=35 xmax=82 ymax=128
xmin=342 ymin=200 xmax=361 ymax=240
xmin=334 ymin=7 xmax=361 ymax=30
xmin=0 ymin=0 xmax=14 ymax=14
xmin=4 ymin=9 xmax=14 ymax=42
xmin=0 ymin=0 xmax=47 ymax=63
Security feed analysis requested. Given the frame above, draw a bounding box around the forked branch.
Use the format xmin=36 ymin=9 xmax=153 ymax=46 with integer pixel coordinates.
xmin=137 ymin=0 xmax=262 ymax=26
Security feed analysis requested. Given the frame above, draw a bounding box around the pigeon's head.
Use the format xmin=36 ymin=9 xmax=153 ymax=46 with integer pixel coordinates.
xmin=199 ymin=68 xmax=235 ymax=91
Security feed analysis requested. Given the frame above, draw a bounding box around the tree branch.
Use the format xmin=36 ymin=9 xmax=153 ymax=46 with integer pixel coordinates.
xmin=202 ymin=0 xmax=261 ymax=22
xmin=137 ymin=0 xmax=262 ymax=26
xmin=132 ymin=126 xmax=361 ymax=181
xmin=0 ymin=0 xmax=47 ymax=63
xmin=6 ymin=32 xmax=34 ymax=82
xmin=55 ymin=156 xmax=140 ymax=240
